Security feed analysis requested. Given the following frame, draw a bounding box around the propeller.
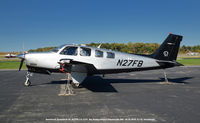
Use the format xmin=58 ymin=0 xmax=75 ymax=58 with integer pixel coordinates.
xmin=17 ymin=42 xmax=27 ymax=71
xmin=16 ymin=53 xmax=26 ymax=71
xmin=19 ymin=59 xmax=24 ymax=71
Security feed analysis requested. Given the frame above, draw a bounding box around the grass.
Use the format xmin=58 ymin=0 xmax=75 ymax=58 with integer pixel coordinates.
xmin=178 ymin=56 xmax=200 ymax=59
xmin=177 ymin=59 xmax=200 ymax=66
xmin=0 ymin=61 xmax=27 ymax=70
xmin=0 ymin=58 xmax=21 ymax=62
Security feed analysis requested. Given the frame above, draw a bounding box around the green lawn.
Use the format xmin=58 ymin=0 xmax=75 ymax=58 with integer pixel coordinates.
xmin=0 ymin=58 xmax=20 ymax=62
xmin=0 ymin=61 xmax=27 ymax=70
xmin=177 ymin=59 xmax=200 ymax=66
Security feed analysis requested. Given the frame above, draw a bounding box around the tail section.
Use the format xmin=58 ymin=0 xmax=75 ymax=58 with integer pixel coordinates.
xmin=151 ymin=34 xmax=183 ymax=61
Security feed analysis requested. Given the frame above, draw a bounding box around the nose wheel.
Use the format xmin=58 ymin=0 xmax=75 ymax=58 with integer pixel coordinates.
xmin=24 ymin=80 xmax=31 ymax=86
xmin=24 ymin=71 xmax=32 ymax=86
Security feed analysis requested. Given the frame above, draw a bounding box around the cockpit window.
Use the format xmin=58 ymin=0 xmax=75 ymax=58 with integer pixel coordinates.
xmin=95 ymin=50 xmax=103 ymax=57
xmin=107 ymin=52 xmax=115 ymax=58
xmin=80 ymin=47 xmax=91 ymax=56
xmin=60 ymin=46 xmax=78 ymax=55
xmin=51 ymin=44 xmax=66 ymax=53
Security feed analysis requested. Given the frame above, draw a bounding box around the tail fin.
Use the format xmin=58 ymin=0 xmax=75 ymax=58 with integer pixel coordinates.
xmin=151 ymin=33 xmax=183 ymax=61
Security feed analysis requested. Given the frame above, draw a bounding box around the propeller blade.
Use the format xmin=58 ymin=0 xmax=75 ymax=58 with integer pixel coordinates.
xmin=19 ymin=59 xmax=24 ymax=71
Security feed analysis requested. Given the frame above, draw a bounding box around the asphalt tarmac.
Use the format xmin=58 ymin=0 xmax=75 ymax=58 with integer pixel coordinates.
xmin=0 ymin=66 xmax=200 ymax=123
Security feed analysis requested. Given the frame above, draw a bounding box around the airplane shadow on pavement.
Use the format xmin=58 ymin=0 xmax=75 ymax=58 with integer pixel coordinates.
xmin=81 ymin=76 xmax=193 ymax=92
xmin=38 ymin=76 xmax=193 ymax=92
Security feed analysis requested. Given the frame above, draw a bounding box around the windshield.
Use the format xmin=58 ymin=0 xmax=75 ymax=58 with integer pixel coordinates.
xmin=51 ymin=44 xmax=66 ymax=53
xmin=60 ymin=46 xmax=78 ymax=55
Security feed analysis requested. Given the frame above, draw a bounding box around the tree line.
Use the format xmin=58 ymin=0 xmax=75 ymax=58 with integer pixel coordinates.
xmin=29 ymin=47 xmax=57 ymax=52
xmin=28 ymin=42 xmax=200 ymax=54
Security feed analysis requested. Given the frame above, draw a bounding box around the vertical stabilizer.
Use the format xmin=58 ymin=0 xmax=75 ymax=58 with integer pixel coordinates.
xmin=151 ymin=34 xmax=183 ymax=61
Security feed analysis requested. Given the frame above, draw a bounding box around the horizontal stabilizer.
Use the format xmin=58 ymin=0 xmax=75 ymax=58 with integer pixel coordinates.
xmin=156 ymin=60 xmax=183 ymax=68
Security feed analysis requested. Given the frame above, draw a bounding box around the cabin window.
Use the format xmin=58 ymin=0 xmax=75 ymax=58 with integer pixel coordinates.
xmin=107 ymin=52 xmax=115 ymax=58
xmin=60 ymin=46 xmax=78 ymax=56
xmin=80 ymin=47 xmax=91 ymax=56
xmin=95 ymin=50 xmax=103 ymax=57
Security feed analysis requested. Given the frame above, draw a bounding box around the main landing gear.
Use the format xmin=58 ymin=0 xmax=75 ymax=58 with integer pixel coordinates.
xmin=66 ymin=72 xmax=82 ymax=88
xmin=71 ymin=82 xmax=81 ymax=88
xmin=58 ymin=61 xmax=87 ymax=88
xmin=24 ymin=71 xmax=32 ymax=86
xmin=66 ymin=72 xmax=79 ymax=88
xmin=70 ymin=72 xmax=87 ymax=88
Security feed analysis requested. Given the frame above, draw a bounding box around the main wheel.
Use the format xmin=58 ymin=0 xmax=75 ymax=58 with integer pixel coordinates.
xmin=71 ymin=82 xmax=82 ymax=88
xmin=24 ymin=80 xmax=31 ymax=86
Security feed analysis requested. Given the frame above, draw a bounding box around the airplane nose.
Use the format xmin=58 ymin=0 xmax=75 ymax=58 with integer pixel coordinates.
xmin=17 ymin=54 xmax=25 ymax=59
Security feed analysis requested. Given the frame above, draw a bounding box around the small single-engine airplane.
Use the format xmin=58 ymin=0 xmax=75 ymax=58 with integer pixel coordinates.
xmin=17 ymin=33 xmax=183 ymax=88
xmin=5 ymin=53 xmax=16 ymax=58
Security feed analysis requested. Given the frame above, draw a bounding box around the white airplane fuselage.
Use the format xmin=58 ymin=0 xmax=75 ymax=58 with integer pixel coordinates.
xmin=25 ymin=45 xmax=159 ymax=73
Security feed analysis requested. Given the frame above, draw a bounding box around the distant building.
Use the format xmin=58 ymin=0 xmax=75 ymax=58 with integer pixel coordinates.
xmin=187 ymin=51 xmax=199 ymax=56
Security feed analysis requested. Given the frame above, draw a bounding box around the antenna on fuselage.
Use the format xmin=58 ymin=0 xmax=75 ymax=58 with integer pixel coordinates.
xmin=22 ymin=41 xmax=24 ymax=53
xmin=97 ymin=43 xmax=102 ymax=48
xmin=80 ymin=44 xmax=86 ymax=46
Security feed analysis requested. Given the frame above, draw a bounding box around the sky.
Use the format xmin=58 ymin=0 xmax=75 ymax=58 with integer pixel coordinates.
xmin=0 ymin=0 xmax=200 ymax=52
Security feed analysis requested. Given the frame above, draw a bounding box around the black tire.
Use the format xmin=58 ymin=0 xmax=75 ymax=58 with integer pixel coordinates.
xmin=71 ymin=82 xmax=82 ymax=88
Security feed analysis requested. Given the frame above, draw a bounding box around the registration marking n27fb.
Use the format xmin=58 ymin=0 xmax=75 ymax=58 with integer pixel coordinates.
xmin=117 ymin=59 xmax=143 ymax=67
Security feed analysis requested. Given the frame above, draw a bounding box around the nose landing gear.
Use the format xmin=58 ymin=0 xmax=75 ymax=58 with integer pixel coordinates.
xmin=24 ymin=71 xmax=32 ymax=86
xmin=24 ymin=79 xmax=31 ymax=86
